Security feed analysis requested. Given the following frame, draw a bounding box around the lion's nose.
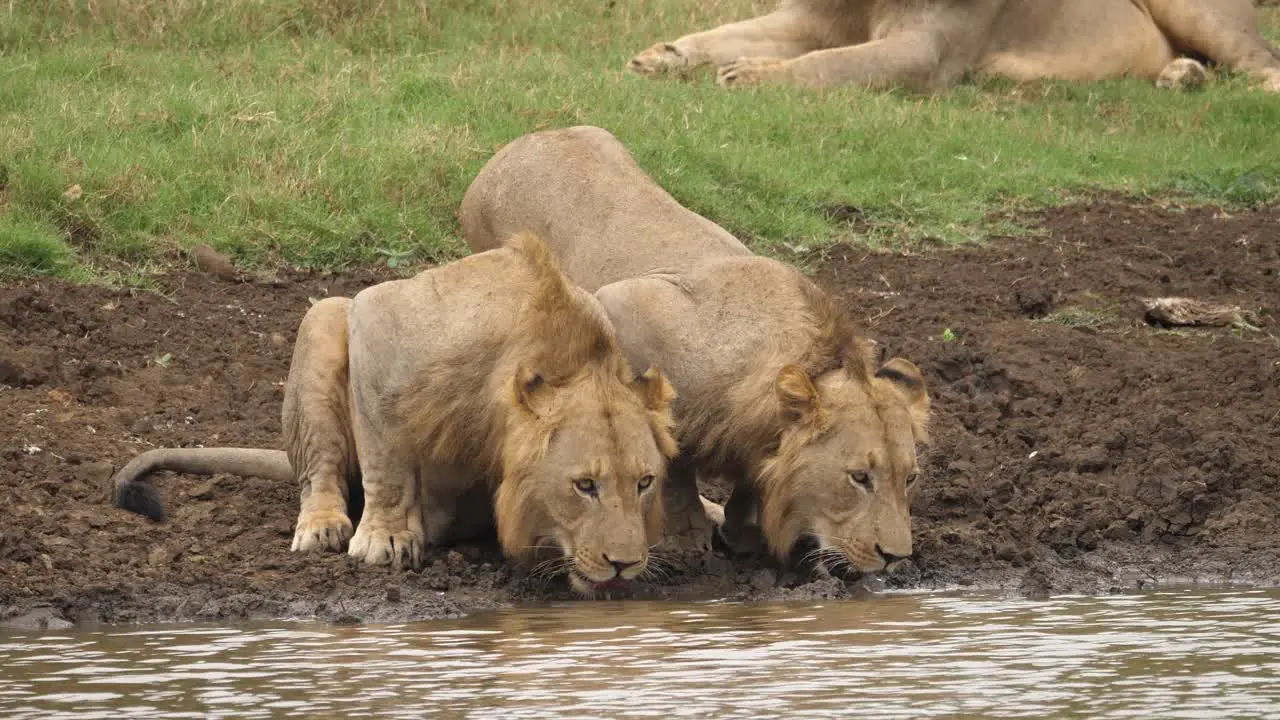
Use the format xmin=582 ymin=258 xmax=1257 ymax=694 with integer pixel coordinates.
xmin=603 ymin=554 xmax=640 ymax=575
xmin=876 ymin=544 xmax=911 ymax=564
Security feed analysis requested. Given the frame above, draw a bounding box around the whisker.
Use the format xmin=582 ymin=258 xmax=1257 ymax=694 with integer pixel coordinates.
xmin=800 ymin=546 xmax=823 ymax=563
xmin=799 ymin=546 xmax=827 ymax=570
xmin=807 ymin=543 xmax=863 ymax=580
xmin=529 ymin=555 xmax=560 ymax=572
xmin=645 ymin=555 xmax=677 ymax=572
xmin=639 ymin=565 xmax=671 ymax=583
xmin=813 ymin=547 xmax=849 ymax=577
xmin=530 ymin=556 xmax=574 ymax=580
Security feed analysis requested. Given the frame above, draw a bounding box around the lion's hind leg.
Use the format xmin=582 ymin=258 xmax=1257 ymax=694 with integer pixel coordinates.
xmin=284 ymin=297 xmax=359 ymax=554
xmin=1148 ymin=0 xmax=1280 ymax=92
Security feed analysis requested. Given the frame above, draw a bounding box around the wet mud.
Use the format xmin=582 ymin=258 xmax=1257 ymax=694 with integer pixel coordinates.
xmin=2 ymin=198 xmax=1278 ymax=627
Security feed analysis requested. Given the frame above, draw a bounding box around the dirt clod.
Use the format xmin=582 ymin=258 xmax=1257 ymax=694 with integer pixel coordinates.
xmin=1015 ymin=285 xmax=1055 ymax=318
xmin=750 ymin=569 xmax=777 ymax=590
xmin=191 ymin=243 xmax=240 ymax=282
xmin=1075 ymin=447 xmax=1111 ymax=474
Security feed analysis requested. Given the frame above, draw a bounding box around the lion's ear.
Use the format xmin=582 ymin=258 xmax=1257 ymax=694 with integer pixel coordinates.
xmin=632 ymin=366 xmax=676 ymax=413
xmin=776 ymin=364 xmax=821 ymax=425
xmin=633 ymin=366 xmax=679 ymax=459
xmin=511 ymin=364 xmax=549 ymax=417
xmin=875 ymin=357 xmax=930 ymax=442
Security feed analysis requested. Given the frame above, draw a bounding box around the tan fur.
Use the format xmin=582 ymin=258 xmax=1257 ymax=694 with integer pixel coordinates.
xmin=111 ymin=232 xmax=678 ymax=595
xmin=628 ymin=0 xmax=1280 ymax=93
xmin=461 ymin=126 xmax=931 ymax=572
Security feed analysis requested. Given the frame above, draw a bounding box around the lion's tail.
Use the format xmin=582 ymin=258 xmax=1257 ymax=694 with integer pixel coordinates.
xmin=112 ymin=448 xmax=293 ymax=522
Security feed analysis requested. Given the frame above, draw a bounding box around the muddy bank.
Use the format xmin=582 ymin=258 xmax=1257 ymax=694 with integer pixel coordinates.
xmin=3 ymin=198 xmax=1278 ymax=628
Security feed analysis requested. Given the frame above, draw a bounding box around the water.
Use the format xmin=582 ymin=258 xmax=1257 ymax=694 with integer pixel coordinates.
xmin=2 ymin=588 xmax=1278 ymax=719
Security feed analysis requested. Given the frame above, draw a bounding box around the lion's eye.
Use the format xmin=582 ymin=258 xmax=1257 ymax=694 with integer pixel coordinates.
xmin=573 ymin=477 xmax=598 ymax=496
xmin=905 ymin=470 xmax=919 ymax=489
xmin=637 ymin=474 xmax=655 ymax=493
xmin=848 ymin=470 xmax=874 ymax=492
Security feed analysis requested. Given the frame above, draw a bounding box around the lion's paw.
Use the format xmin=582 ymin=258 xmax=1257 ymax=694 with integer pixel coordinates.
xmin=659 ymin=518 xmax=716 ymax=554
xmin=291 ymin=507 xmax=353 ymax=553
xmin=661 ymin=527 xmax=714 ymax=554
xmin=1155 ymin=58 xmax=1206 ymax=91
xmin=628 ymin=42 xmax=690 ymax=75
xmin=716 ymin=57 xmax=788 ymax=88
xmin=699 ymin=495 xmax=726 ymax=527
xmin=348 ymin=523 xmax=425 ymax=569
xmin=1261 ymin=69 xmax=1280 ymax=94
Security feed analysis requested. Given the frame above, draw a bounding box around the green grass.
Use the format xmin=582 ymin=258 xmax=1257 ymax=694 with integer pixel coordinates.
xmin=0 ymin=208 xmax=73 ymax=276
xmin=2 ymin=0 xmax=1279 ymax=279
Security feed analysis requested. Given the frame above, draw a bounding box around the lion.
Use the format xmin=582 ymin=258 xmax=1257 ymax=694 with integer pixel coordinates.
xmin=627 ymin=0 xmax=1280 ymax=93
xmin=111 ymin=232 xmax=680 ymax=595
xmin=460 ymin=126 xmax=930 ymax=576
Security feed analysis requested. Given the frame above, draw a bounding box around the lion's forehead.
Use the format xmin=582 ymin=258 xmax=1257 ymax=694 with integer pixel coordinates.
xmin=826 ymin=405 xmax=918 ymax=474
xmin=571 ymin=451 xmax=655 ymax=481
xmin=552 ymin=403 xmax=661 ymax=476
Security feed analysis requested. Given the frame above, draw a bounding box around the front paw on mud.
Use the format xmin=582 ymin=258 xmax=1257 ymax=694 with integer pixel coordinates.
xmin=347 ymin=525 xmax=425 ymax=569
xmin=659 ymin=523 xmax=716 ymax=554
xmin=716 ymin=57 xmax=788 ymax=87
xmin=628 ymin=42 xmax=688 ymax=75
xmin=291 ymin=508 xmax=353 ymax=553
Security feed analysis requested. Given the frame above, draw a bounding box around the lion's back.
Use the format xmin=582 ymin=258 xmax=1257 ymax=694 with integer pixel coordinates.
xmin=347 ymin=248 xmax=536 ymax=385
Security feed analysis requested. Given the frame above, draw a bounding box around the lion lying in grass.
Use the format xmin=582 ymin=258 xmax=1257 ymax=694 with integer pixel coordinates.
xmin=112 ymin=232 xmax=679 ymax=595
xmin=628 ymin=0 xmax=1280 ymax=93
xmin=461 ymin=127 xmax=930 ymax=577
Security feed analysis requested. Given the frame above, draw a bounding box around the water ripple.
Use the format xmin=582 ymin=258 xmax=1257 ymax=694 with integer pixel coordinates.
xmin=1 ymin=588 xmax=1279 ymax=718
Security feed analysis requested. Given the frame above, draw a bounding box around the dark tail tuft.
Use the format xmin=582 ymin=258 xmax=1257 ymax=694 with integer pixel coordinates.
xmin=114 ymin=481 xmax=167 ymax=522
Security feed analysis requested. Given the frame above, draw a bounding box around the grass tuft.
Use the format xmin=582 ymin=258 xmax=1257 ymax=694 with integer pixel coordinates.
xmin=0 ymin=210 xmax=75 ymax=277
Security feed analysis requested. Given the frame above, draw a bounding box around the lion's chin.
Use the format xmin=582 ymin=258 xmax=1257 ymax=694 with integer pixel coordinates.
xmin=568 ymin=569 xmax=632 ymax=596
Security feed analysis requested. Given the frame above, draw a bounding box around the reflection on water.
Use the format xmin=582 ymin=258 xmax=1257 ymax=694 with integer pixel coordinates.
xmin=2 ymin=589 xmax=1279 ymax=718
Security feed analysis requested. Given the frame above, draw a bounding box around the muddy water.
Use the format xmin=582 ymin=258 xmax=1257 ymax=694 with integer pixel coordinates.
xmin=2 ymin=588 xmax=1278 ymax=719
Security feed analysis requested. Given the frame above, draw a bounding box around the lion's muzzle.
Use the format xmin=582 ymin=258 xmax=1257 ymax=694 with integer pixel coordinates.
xmin=569 ymin=550 xmax=647 ymax=594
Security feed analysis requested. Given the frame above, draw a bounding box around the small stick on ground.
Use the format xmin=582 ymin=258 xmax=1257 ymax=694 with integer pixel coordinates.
xmin=1141 ymin=297 xmax=1261 ymax=331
